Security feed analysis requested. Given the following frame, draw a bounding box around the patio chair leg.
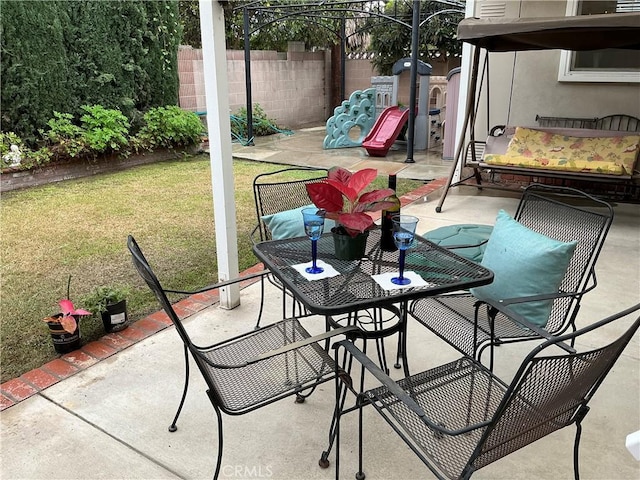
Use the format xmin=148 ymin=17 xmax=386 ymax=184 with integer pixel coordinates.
xmin=394 ymin=332 xmax=402 ymax=369
xmin=356 ymin=394 xmax=366 ymax=480
xmin=169 ymin=344 xmax=190 ymax=432
xmin=294 ymin=385 xmax=317 ymax=403
xmin=573 ymin=414 xmax=587 ymax=480
xmin=376 ymin=337 xmax=389 ymax=374
xmin=334 ymin=361 xmax=341 ymax=480
xmin=254 ymin=276 xmax=267 ymax=330
xmin=393 ymin=302 xmax=411 ymax=376
xmin=374 ymin=309 xmax=390 ymax=374
xmin=208 ymin=395 xmax=224 ymax=480
xmin=320 ymin=347 xmax=353 ymax=469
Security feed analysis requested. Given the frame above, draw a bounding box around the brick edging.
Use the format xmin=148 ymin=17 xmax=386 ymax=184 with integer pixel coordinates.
xmin=0 ymin=180 xmax=446 ymax=411
xmin=0 ymin=266 xmax=264 ymax=411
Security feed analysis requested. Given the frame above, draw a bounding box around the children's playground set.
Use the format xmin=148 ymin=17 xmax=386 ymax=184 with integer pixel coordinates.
xmin=323 ymin=59 xmax=456 ymax=160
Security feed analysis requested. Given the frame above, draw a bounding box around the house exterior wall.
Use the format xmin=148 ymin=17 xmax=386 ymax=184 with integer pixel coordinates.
xmin=472 ymin=0 xmax=640 ymax=137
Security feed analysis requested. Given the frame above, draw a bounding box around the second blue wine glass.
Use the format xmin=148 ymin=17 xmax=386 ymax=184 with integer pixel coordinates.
xmin=390 ymin=215 xmax=419 ymax=285
xmin=302 ymin=207 xmax=326 ymax=274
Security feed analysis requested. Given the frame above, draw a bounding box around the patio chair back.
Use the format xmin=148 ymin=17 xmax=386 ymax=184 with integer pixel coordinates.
xmin=128 ymin=235 xmax=191 ymax=346
xmin=253 ymin=166 xmax=327 ymax=241
xmin=409 ymin=184 xmax=615 ymax=366
xmin=512 ymin=184 xmax=614 ymax=335
xmin=342 ymin=303 xmax=640 ymax=480
xmin=470 ymin=304 xmax=639 ymax=476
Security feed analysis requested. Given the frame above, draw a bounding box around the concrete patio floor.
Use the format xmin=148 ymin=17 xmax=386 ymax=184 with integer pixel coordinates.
xmin=1 ymin=129 xmax=639 ymax=479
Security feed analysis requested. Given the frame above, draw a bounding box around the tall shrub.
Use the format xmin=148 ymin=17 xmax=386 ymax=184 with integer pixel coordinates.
xmin=141 ymin=1 xmax=182 ymax=108
xmin=0 ymin=1 xmax=71 ymax=144
xmin=0 ymin=1 xmax=182 ymax=143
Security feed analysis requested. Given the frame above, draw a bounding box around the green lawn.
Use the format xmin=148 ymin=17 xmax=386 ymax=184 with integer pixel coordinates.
xmin=0 ymin=156 xmax=423 ymax=382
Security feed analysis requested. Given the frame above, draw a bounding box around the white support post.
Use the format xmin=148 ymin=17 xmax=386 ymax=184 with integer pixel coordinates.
xmin=199 ymin=0 xmax=240 ymax=309
xmin=453 ymin=0 xmax=477 ymax=183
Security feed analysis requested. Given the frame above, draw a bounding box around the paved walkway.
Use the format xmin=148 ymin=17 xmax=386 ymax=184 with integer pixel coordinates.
xmin=1 ymin=128 xmax=639 ymax=479
xmin=231 ymin=125 xmax=454 ymax=182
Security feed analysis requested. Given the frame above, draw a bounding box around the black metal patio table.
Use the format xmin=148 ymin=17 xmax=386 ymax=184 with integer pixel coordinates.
xmin=253 ymin=228 xmax=494 ymax=368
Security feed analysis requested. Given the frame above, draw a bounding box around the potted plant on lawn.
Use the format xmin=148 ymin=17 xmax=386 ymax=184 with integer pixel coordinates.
xmin=81 ymin=285 xmax=129 ymax=333
xmin=43 ymin=299 xmax=91 ymax=354
xmin=306 ymin=166 xmax=394 ymax=260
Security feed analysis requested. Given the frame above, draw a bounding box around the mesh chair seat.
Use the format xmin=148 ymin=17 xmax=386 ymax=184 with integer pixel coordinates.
xmin=197 ymin=318 xmax=335 ymax=413
xmin=366 ymin=358 xmax=506 ymax=478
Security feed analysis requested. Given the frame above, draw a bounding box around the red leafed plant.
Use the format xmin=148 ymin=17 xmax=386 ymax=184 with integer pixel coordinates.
xmin=43 ymin=277 xmax=92 ymax=334
xmin=306 ymin=167 xmax=394 ymax=237
xmin=43 ymin=300 xmax=92 ymax=334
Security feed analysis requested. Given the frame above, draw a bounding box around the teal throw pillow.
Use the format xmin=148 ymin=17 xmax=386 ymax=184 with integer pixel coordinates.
xmin=262 ymin=205 xmax=335 ymax=240
xmin=470 ymin=210 xmax=577 ymax=328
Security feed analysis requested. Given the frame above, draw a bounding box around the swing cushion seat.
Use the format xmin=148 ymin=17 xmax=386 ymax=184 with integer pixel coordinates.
xmin=484 ymin=127 xmax=640 ymax=176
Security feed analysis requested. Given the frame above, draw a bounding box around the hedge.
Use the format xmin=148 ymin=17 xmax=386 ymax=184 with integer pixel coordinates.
xmin=0 ymin=0 xmax=182 ymax=145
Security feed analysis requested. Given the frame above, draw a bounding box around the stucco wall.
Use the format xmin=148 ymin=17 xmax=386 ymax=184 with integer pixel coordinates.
xmin=473 ymin=0 xmax=640 ymax=136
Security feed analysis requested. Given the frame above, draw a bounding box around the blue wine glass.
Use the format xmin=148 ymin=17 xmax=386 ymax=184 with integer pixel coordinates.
xmin=302 ymin=208 xmax=326 ymax=274
xmin=390 ymin=215 xmax=419 ymax=285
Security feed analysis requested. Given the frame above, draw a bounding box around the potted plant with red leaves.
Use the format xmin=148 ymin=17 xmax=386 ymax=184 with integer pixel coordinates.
xmin=306 ymin=166 xmax=394 ymax=260
xmin=43 ymin=277 xmax=91 ymax=354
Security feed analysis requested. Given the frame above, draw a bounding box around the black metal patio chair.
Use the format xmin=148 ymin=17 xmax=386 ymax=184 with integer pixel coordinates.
xmin=127 ymin=235 xmax=357 ymax=480
xmin=251 ymin=166 xmax=328 ymax=328
xmin=409 ymin=184 xmax=614 ymax=369
xmin=251 ymin=166 xmax=403 ymax=375
xmin=335 ymin=303 xmax=640 ymax=480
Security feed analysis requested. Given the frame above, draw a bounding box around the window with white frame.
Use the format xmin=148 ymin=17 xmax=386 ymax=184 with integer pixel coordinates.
xmin=558 ymin=0 xmax=640 ymax=83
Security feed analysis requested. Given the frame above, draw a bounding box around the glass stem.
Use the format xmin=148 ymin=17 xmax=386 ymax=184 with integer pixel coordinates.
xmin=398 ymin=249 xmax=406 ymax=280
xmin=311 ymin=239 xmax=318 ymax=269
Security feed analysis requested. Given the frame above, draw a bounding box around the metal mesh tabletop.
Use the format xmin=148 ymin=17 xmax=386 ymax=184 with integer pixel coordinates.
xmin=254 ymin=229 xmax=494 ymax=316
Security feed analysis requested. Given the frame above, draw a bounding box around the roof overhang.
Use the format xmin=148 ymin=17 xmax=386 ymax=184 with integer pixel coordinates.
xmin=457 ymin=12 xmax=640 ymax=52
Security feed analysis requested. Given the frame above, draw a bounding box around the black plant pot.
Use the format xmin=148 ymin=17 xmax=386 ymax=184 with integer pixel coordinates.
xmin=331 ymin=229 xmax=369 ymax=261
xmin=47 ymin=314 xmax=81 ymax=354
xmin=101 ymin=299 xmax=128 ymax=333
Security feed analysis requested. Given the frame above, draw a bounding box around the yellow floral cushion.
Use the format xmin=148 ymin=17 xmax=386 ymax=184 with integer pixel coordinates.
xmin=484 ymin=127 xmax=640 ymax=176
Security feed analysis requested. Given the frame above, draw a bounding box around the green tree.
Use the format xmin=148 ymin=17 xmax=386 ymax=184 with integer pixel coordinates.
xmin=179 ymin=0 xmax=202 ymax=48
xmin=178 ymin=0 xmax=342 ymax=51
xmin=367 ymin=0 xmax=464 ymax=75
xmin=142 ymin=1 xmax=182 ymax=108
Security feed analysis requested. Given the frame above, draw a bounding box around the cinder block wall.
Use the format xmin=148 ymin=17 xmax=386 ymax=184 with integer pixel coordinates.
xmin=179 ymin=46 xmax=452 ymax=129
xmin=179 ymin=45 xmax=328 ymax=129
xmin=178 ymin=46 xmax=206 ymax=113
xmin=344 ymin=59 xmax=378 ymax=103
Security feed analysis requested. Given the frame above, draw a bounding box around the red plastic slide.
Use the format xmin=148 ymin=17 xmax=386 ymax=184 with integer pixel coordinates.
xmin=362 ymin=106 xmax=409 ymax=157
